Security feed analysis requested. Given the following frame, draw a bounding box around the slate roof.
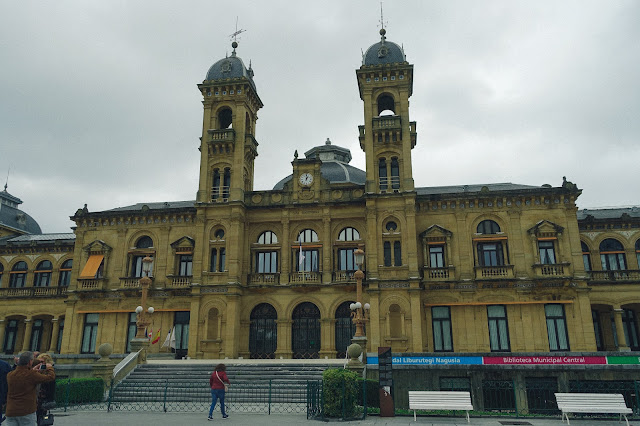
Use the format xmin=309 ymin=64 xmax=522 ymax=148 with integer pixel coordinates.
xmin=362 ymin=29 xmax=406 ymax=66
xmin=416 ymin=183 xmax=542 ymax=196
xmin=272 ymin=161 xmax=366 ymax=190
xmin=577 ymin=207 xmax=640 ymax=220
xmin=102 ymin=201 xmax=196 ymax=213
xmin=0 ymin=233 xmax=75 ymax=247
xmin=205 ymin=52 xmax=256 ymax=91
xmin=0 ymin=190 xmax=42 ymax=235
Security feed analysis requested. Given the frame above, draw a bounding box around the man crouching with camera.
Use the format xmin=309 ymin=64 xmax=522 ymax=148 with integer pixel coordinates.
xmin=5 ymin=352 xmax=55 ymax=426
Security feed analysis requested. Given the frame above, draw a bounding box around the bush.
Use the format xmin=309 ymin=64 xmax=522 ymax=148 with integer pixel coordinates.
xmin=55 ymin=377 xmax=105 ymax=406
xmin=358 ymin=378 xmax=379 ymax=408
xmin=322 ymin=368 xmax=360 ymax=418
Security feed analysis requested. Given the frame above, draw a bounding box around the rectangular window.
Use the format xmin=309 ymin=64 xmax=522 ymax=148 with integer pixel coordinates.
xmin=4 ymin=320 xmax=18 ymax=354
xmin=432 ymin=306 xmax=453 ymax=352
xmin=429 ymin=245 xmax=445 ymax=268
xmin=538 ymin=241 xmax=556 ymax=264
xmin=9 ymin=272 xmax=26 ymax=288
xmin=601 ymin=253 xmax=626 ymax=271
xmin=592 ymin=310 xmax=604 ymax=351
xmin=338 ymin=248 xmax=356 ymax=271
xmin=383 ymin=242 xmax=392 ymax=266
xmin=583 ymin=253 xmax=592 ymax=272
xmin=296 ymin=249 xmax=319 ymax=272
xmin=219 ymin=248 xmax=226 ymax=272
xmin=256 ymin=251 xmax=278 ymax=273
xmin=210 ymin=249 xmax=218 ymax=272
xmin=81 ymin=313 xmax=99 ymax=354
xmin=545 ymin=304 xmax=569 ymax=351
xmin=130 ymin=256 xmax=153 ymax=278
xmin=622 ymin=309 xmax=639 ymax=351
xmin=487 ymin=305 xmax=510 ymax=351
xmin=393 ymin=241 xmax=402 ymax=266
xmin=126 ymin=312 xmax=137 ymax=353
xmin=178 ymin=254 xmax=193 ymax=276
xmin=29 ymin=319 xmax=43 ymax=351
xmin=478 ymin=242 xmax=504 ymax=266
xmin=57 ymin=318 xmax=65 ymax=353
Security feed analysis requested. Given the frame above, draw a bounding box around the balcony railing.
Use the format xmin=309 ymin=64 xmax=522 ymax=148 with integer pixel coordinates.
xmin=372 ymin=115 xmax=401 ymax=130
xmin=333 ymin=270 xmax=355 ymax=283
xmin=207 ymin=129 xmax=236 ymax=142
xmin=588 ymin=270 xmax=640 ymax=283
xmin=424 ymin=267 xmax=455 ymax=280
xmin=289 ymin=272 xmax=320 ymax=283
xmin=379 ymin=176 xmax=400 ymax=192
xmin=475 ymin=265 xmax=515 ymax=280
xmin=248 ymin=273 xmax=280 ymax=285
xmin=169 ymin=276 xmax=192 ymax=287
xmin=0 ymin=286 xmax=68 ymax=298
xmin=532 ymin=263 xmax=569 ymax=277
xmin=120 ymin=278 xmax=141 ymax=289
xmin=77 ymin=278 xmax=106 ymax=291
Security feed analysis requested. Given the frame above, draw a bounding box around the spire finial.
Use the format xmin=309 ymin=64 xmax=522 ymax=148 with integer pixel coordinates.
xmin=4 ymin=165 xmax=9 ymax=192
xmin=229 ymin=17 xmax=246 ymax=56
xmin=378 ymin=2 xmax=387 ymax=42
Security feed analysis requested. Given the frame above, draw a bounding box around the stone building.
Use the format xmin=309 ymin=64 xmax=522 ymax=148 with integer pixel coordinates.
xmin=1 ymin=30 xmax=639 ymax=361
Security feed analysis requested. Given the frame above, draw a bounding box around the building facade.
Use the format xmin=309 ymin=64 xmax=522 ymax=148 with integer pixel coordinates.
xmin=1 ymin=31 xmax=640 ymax=360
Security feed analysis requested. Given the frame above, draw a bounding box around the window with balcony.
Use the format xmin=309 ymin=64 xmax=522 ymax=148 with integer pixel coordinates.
xmin=335 ymin=227 xmax=360 ymax=281
xmin=295 ymin=229 xmax=319 ymax=272
xmin=81 ymin=313 xmax=99 ymax=354
xmin=478 ymin=242 xmax=504 ymax=266
xmin=209 ymin=228 xmax=226 ymax=272
xmin=212 ymin=167 xmax=231 ymax=201
xmin=253 ymin=231 xmax=280 ymax=282
xmin=581 ymin=241 xmax=592 ymax=272
xmin=538 ymin=241 xmax=556 ymax=264
xmin=474 ymin=220 xmax=509 ymax=275
xmin=420 ymin=225 xmax=454 ymax=279
xmin=170 ymin=236 xmax=195 ymax=282
xmin=34 ymin=260 xmax=53 ymax=287
xmin=599 ymin=238 xmax=626 ymax=270
xmin=545 ymin=304 xmax=569 ymax=351
xmin=79 ymin=240 xmax=111 ymax=284
xmin=378 ymin=157 xmax=400 ymax=192
xmin=129 ymin=236 xmax=154 ymax=278
xmin=58 ymin=259 xmax=72 ymax=287
xmin=432 ymin=306 xmax=453 ymax=352
xmin=487 ymin=305 xmax=510 ymax=351
xmin=9 ymin=261 xmax=27 ymax=288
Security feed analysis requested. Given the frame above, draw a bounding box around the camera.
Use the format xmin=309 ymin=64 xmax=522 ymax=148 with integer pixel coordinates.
xmin=40 ymin=363 xmax=46 ymax=370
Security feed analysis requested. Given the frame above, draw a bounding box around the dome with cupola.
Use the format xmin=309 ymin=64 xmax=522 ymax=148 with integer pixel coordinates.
xmin=205 ymin=41 xmax=256 ymax=88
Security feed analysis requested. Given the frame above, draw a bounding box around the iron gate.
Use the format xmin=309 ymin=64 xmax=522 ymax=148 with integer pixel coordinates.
xmin=335 ymin=301 xmax=356 ymax=358
xmin=292 ymin=302 xmax=320 ymax=359
xmin=249 ymin=303 xmax=277 ymax=359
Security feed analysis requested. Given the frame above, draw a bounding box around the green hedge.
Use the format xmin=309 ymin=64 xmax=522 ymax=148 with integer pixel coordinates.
xmin=322 ymin=368 xmax=360 ymax=418
xmin=55 ymin=377 xmax=105 ymax=406
xmin=358 ymin=378 xmax=379 ymax=408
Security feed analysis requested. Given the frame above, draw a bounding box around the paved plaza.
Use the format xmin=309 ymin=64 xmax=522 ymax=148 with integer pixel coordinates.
xmin=49 ymin=410 xmax=636 ymax=425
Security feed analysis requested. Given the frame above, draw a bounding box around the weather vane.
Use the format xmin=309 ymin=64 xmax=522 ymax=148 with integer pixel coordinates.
xmin=378 ymin=2 xmax=387 ymax=31
xmin=229 ymin=17 xmax=246 ymax=43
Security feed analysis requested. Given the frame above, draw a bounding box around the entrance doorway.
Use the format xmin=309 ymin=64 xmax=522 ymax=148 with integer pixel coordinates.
xmin=249 ymin=303 xmax=277 ymax=359
xmin=292 ymin=302 xmax=320 ymax=359
xmin=174 ymin=311 xmax=190 ymax=359
xmin=335 ymin=301 xmax=356 ymax=359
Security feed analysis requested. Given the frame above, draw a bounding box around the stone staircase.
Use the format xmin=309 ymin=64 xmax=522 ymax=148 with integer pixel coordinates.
xmin=110 ymin=361 xmax=340 ymax=406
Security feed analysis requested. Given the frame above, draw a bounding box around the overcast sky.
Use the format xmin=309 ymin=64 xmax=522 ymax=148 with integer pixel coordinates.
xmin=1 ymin=1 xmax=638 ymax=233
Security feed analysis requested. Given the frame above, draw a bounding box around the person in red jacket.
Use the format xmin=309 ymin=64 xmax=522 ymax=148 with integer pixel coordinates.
xmin=208 ymin=363 xmax=230 ymax=420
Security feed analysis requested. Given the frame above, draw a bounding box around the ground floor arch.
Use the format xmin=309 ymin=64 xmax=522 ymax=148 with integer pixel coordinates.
xmin=249 ymin=303 xmax=277 ymax=359
xmin=292 ymin=302 xmax=320 ymax=359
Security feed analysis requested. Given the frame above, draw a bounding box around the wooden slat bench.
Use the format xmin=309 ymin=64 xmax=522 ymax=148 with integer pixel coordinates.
xmin=555 ymin=393 xmax=632 ymax=426
xmin=408 ymin=390 xmax=473 ymax=423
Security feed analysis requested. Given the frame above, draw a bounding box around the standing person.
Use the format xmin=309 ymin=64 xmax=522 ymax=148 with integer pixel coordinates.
xmin=33 ymin=354 xmax=55 ymax=426
xmin=0 ymin=358 xmax=12 ymax=424
xmin=5 ymin=351 xmax=55 ymax=426
xmin=208 ymin=363 xmax=230 ymax=420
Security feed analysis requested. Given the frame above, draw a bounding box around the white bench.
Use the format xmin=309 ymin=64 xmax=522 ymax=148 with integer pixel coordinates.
xmin=408 ymin=390 xmax=473 ymax=423
xmin=555 ymin=393 xmax=632 ymax=426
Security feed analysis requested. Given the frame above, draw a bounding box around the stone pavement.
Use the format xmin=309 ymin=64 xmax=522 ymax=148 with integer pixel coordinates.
xmin=49 ymin=411 xmax=636 ymax=425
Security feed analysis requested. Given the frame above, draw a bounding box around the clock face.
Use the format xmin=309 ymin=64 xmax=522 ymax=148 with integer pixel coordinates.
xmin=299 ymin=173 xmax=313 ymax=186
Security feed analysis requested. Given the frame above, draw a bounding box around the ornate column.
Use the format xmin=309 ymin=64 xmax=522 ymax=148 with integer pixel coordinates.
xmin=0 ymin=320 xmax=5 ymax=352
xmin=613 ymin=308 xmax=630 ymax=351
xmin=22 ymin=319 xmax=33 ymax=352
xmin=49 ymin=318 xmax=60 ymax=352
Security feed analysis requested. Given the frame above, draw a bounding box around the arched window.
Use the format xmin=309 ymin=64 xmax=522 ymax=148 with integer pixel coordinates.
xmin=9 ymin=261 xmax=28 ymax=288
xmin=210 ymin=228 xmax=226 ymax=273
xmin=218 ymin=108 xmax=232 ymax=129
xmin=130 ymin=236 xmax=154 ymax=278
xmin=477 ymin=220 xmax=501 ymax=234
xmin=475 ymin=220 xmax=508 ymax=268
xmin=297 ymin=229 xmax=318 ymax=243
xmin=34 ymin=260 xmax=53 ymax=287
xmin=599 ymin=239 xmax=626 ymax=271
xmin=253 ymin=231 xmax=280 ymax=282
xmin=581 ymin=242 xmax=592 ymax=272
xmin=335 ymin=228 xmax=361 ymax=279
xmin=377 ymin=94 xmax=395 ymax=115
xmin=383 ymin=221 xmax=401 ymax=267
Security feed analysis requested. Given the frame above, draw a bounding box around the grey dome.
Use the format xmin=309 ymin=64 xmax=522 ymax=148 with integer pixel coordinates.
xmin=363 ymin=31 xmax=406 ymax=66
xmin=205 ymin=51 xmax=256 ymax=89
xmin=0 ymin=189 xmax=42 ymax=235
xmin=272 ymin=139 xmax=365 ymax=190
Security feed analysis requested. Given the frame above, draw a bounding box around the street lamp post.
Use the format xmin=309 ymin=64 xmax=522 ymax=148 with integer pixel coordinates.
xmin=346 ymin=248 xmax=369 ymax=376
xmin=130 ymin=256 xmax=154 ymax=361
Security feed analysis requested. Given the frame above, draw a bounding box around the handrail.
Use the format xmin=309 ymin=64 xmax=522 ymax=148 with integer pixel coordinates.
xmin=112 ymin=350 xmax=140 ymax=384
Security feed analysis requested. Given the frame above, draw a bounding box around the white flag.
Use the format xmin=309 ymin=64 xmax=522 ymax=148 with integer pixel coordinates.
xmin=161 ymin=328 xmax=172 ymax=348
xmin=170 ymin=327 xmax=176 ymax=349
xmin=298 ymin=239 xmax=305 ymax=268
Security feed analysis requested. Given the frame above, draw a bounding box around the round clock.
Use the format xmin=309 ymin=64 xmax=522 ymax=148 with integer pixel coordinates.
xmin=299 ymin=173 xmax=313 ymax=186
